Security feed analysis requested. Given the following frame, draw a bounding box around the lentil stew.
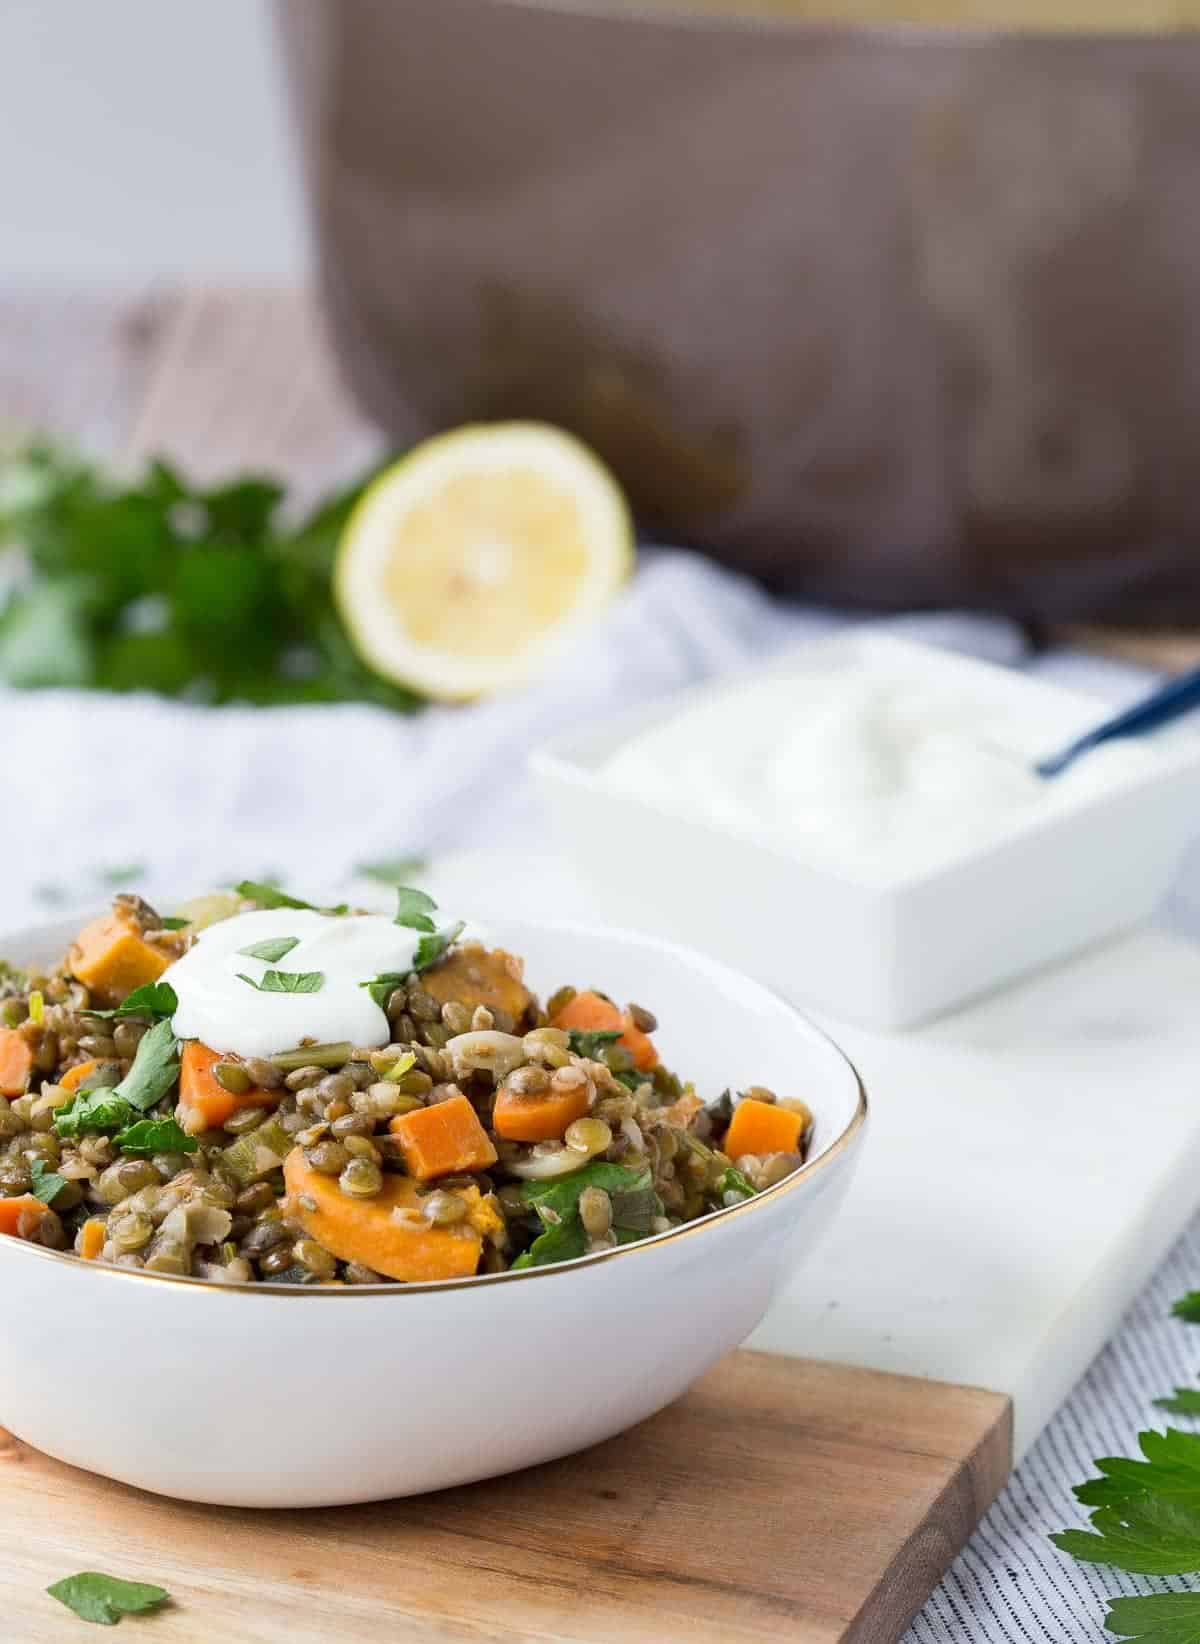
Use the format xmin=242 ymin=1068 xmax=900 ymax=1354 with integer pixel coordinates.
xmin=0 ymin=889 xmax=814 ymax=1285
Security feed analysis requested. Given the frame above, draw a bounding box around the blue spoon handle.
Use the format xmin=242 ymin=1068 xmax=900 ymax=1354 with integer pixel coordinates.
xmin=1037 ymin=664 xmax=1200 ymax=778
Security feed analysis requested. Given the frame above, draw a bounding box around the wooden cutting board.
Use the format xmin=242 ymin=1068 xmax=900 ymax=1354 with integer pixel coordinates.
xmin=1 ymin=1352 xmax=1009 ymax=1644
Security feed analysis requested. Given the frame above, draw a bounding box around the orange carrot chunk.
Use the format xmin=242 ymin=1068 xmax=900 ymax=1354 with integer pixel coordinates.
xmin=60 ymin=1058 xmax=101 ymax=1094
xmin=420 ymin=946 xmax=534 ymax=1024
xmin=549 ymin=990 xmax=659 ymax=1073
xmin=0 ymin=1195 xmax=48 ymax=1238
xmin=493 ymin=1079 xmax=591 ymax=1143
xmin=0 ymin=1029 xmax=33 ymax=1098
xmin=78 ymin=1219 xmax=107 ymax=1260
xmin=283 ymin=1150 xmax=482 ymax=1282
xmin=721 ymin=1098 xmax=806 ymax=1161
xmin=67 ymin=910 xmax=169 ymax=1005
xmin=389 ymin=1094 xmax=498 ymax=1180
xmin=177 ymin=1041 xmax=280 ymax=1136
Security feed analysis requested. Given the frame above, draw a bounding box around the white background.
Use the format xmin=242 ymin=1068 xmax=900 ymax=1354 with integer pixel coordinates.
xmin=0 ymin=0 xmax=308 ymax=278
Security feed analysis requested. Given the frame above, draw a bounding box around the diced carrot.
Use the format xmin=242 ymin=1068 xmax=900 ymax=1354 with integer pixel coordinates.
xmin=177 ymin=1041 xmax=279 ymax=1136
xmin=78 ymin=1219 xmax=107 ymax=1260
xmin=721 ymin=1098 xmax=806 ymax=1161
xmin=60 ymin=1058 xmax=100 ymax=1093
xmin=67 ymin=911 xmax=169 ymax=1006
xmin=0 ymin=1195 xmax=48 ymax=1238
xmin=283 ymin=1150 xmax=482 ymax=1282
xmin=549 ymin=990 xmax=659 ymax=1073
xmin=493 ymin=1079 xmax=591 ymax=1143
xmin=389 ymin=1094 xmax=498 ymax=1180
xmin=0 ymin=1029 xmax=33 ymax=1098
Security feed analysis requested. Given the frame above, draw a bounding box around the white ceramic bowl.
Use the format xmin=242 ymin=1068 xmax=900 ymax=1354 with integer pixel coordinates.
xmin=533 ymin=631 xmax=1200 ymax=1029
xmin=0 ymin=915 xmax=865 ymax=1507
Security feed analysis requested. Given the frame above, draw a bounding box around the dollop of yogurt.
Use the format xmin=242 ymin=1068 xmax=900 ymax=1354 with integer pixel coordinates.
xmin=169 ymin=909 xmax=420 ymax=1059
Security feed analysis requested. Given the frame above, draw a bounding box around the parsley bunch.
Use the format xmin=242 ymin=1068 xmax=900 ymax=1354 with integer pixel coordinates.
xmin=1052 ymin=1299 xmax=1200 ymax=1639
xmin=0 ymin=441 xmax=422 ymax=709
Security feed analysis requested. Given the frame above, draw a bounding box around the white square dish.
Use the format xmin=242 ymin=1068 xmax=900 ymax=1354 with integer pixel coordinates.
xmin=531 ymin=631 xmax=1200 ymax=1029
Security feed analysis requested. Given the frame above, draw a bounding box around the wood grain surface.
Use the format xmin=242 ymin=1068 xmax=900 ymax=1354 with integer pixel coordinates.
xmin=0 ymin=1352 xmax=1010 ymax=1644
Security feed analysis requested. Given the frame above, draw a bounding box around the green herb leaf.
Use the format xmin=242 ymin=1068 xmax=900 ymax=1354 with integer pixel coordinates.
xmin=613 ymin=1068 xmax=649 ymax=1092
xmin=358 ymin=856 xmax=427 ymax=888
xmin=1157 ymin=1392 xmax=1200 ymax=1417
xmin=566 ymin=1028 xmax=623 ymax=1061
xmin=237 ymin=936 xmax=300 ymax=963
xmin=414 ymin=921 xmax=465 ymax=972
xmin=1051 ymin=1494 xmax=1200 ymax=1575
xmin=235 ymin=881 xmax=316 ymax=911
xmin=54 ymin=1088 xmax=135 ymax=1139
xmin=1104 ymin=1591 xmax=1200 ymax=1641
xmin=159 ymin=916 xmax=190 ymax=930
xmin=1073 ymin=1431 xmax=1200 ymax=1511
xmin=715 ymin=1164 xmax=757 ymax=1203
xmin=237 ymin=968 xmax=324 ymax=995
xmin=0 ymin=441 xmax=423 ymax=712
xmin=113 ymin=1018 xmax=181 ymax=1113
xmin=47 ymin=1571 xmax=170 ymax=1627
xmin=362 ymin=972 xmax=405 ymax=1009
xmin=1174 ymin=1295 xmax=1200 ymax=1325
xmin=91 ymin=980 xmax=178 ymax=1020
xmin=512 ymin=1218 xmax=588 ymax=1270
xmin=114 ymin=1116 xmax=198 ymax=1157
xmin=521 ymin=1161 xmax=652 ymax=1225
xmin=29 ymin=1158 xmax=68 ymax=1205
xmin=393 ymin=885 xmax=438 ymax=934
xmin=94 ymin=863 xmax=145 ymax=887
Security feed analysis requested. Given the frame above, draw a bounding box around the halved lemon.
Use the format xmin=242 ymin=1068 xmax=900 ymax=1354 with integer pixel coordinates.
xmin=334 ymin=423 xmax=635 ymax=700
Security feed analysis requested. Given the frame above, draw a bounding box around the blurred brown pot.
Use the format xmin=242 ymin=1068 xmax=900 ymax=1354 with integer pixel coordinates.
xmin=278 ymin=0 xmax=1200 ymax=622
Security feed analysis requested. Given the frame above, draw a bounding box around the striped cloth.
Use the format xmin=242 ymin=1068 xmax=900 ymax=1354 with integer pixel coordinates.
xmin=907 ymin=1212 xmax=1200 ymax=1642
xmin=0 ymin=546 xmax=1193 ymax=1640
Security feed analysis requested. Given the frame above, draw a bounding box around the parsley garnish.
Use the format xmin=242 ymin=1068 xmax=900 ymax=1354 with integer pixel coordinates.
xmin=54 ymin=1019 xmax=180 ymax=1137
xmin=393 ymin=886 xmax=438 ymax=932
xmin=1174 ymin=1294 xmax=1200 ymax=1324
xmin=237 ymin=968 xmax=325 ymax=994
xmin=566 ymin=1028 xmax=622 ymax=1061
xmin=91 ymin=980 xmax=178 ymax=1020
xmin=29 ymin=1158 xmax=68 ymax=1205
xmin=47 ymin=1571 xmax=170 ymax=1627
xmin=512 ymin=1163 xmax=659 ymax=1269
xmin=357 ymin=855 xmax=427 ymax=887
xmin=413 ymin=922 xmax=465 ymax=972
xmin=114 ymin=1116 xmax=197 ymax=1157
xmin=159 ymin=916 xmax=190 ymax=930
xmin=234 ymin=881 xmax=348 ymax=915
xmin=237 ymin=936 xmax=300 ymax=963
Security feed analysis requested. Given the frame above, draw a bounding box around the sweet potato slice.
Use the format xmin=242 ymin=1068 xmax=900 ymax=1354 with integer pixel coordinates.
xmin=389 ymin=1094 xmax=498 ymax=1180
xmin=283 ymin=1149 xmax=482 ymax=1282
xmin=67 ymin=911 xmax=170 ymax=1006
xmin=420 ymin=946 xmax=533 ymax=1025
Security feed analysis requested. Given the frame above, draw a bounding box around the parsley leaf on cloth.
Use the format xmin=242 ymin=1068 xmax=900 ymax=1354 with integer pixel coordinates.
xmin=1051 ymin=1495 xmax=1200 ymax=1575
xmin=47 ymin=1571 xmax=170 ymax=1627
xmin=1104 ymin=1591 xmax=1200 ymax=1641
